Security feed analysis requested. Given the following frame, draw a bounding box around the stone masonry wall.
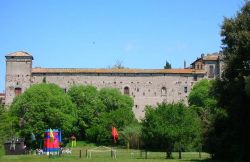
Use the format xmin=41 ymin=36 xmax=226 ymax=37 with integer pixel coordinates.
xmin=31 ymin=73 xmax=204 ymax=119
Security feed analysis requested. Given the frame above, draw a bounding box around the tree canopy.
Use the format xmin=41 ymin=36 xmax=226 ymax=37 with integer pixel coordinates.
xmin=164 ymin=60 xmax=172 ymax=69
xmin=67 ymin=85 xmax=104 ymax=139
xmin=188 ymin=79 xmax=216 ymax=109
xmin=141 ymin=103 xmax=201 ymax=159
xmin=0 ymin=105 xmax=15 ymax=155
xmin=207 ymin=2 xmax=250 ymax=161
xmin=10 ymin=83 xmax=78 ymax=147
xmin=67 ymin=86 xmax=136 ymax=144
xmin=188 ymin=79 xmax=225 ymax=153
xmin=85 ymin=88 xmax=135 ymax=144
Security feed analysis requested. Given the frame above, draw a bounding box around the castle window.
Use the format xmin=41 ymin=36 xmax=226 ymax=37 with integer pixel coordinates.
xmin=143 ymin=92 xmax=145 ymax=96
xmin=161 ymin=87 xmax=167 ymax=96
xmin=208 ymin=65 xmax=214 ymax=78
xmin=15 ymin=88 xmax=22 ymax=96
xmin=193 ymin=75 xmax=197 ymax=81
xmin=137 ymin=88 xmax=139 ymax=92
xmin=184 ymin=86 xmax=188 ymax=93
xmin=124 ymin=86 xmax=130 ymax=95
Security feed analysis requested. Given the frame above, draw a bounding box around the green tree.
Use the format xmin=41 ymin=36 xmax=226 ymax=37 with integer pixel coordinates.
xmin=86 ymin=88 xmax=135 ymax=144
xmin=188 ymin=79 xmax=216 ymax=108
xmin=0 ymin=105 xmax=16 ymax=156
xmin=164 ymin=60 xmax=172 ymax=69
xmin=67 ymin=85 xmax=104 ymax=139
xmin=208 ymin=2 xmax=250 ymax=161
xmin=188 ymin=79 xmax=225 ymax=153
xmin=10 ymin=83 xmax=77 ymax=148
xmin=121 ymin=122 xmax=141 ymax=149
xmin=141 ymin=103 xmax=201 ymax=159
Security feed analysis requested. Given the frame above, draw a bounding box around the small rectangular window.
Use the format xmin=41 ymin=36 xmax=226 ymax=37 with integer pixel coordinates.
xmin=193 ymin=75 xmax=197 ymax=81
xmin=208 ymin=65 xmax=214 ymax=78
xmin=15 ymin=88 xmax=22 ymax=96
xmin=184 ymin=87 xmax=188 ymax=93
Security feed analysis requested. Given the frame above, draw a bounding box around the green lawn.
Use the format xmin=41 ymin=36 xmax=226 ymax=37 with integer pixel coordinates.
xmin=0 ymin=148 xmax=213 ymax=162
xmin=0 ymin=141 xmax=214 ymax=162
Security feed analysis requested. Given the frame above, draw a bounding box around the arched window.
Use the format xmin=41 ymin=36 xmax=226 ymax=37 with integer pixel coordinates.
xmin=124 ymin=86 xmax=130 ymax=95
xmin=161 ymin=87 xmax=167 ymax=96
xmin=15 ymin=87 xmax=22 ymax=96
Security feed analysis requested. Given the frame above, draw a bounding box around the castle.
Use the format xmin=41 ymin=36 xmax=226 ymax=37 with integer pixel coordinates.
xmin=5 ymin=51 xmax=223 ymax=119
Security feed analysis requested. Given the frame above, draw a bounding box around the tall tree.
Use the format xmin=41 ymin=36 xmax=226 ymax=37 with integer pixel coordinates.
xmin=67 ymin=85 xmax=104 ymax=139
xmin=0 ymin=105 xmax=15 ymax=156
xmin=86 ymin=88 xmax=135 ymax=144
xmin=121 ymin=123 xmax=141 ymax=149
xmin=208 ymin=2 xmax=250 ymax=161
xmin=141 ymin=103 xmax=201 ymax=159
xmin=10 ymin=83 xmax=78 ymax=148
xmin=164 ymin=60 xmax=172 ymax=69
xmin=188 ymin=79 xmax=225 ymax=153
xmin=68 ymin=86 xmax=136 ymax=145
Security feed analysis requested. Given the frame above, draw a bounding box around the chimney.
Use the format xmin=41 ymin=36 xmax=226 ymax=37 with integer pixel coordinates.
xmin=184 ymin=60 xmax=186 ymax=68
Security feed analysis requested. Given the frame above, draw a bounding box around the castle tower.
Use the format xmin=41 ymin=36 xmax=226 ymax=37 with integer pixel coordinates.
xmin=5 ymin=51 xmax=33 ymax=105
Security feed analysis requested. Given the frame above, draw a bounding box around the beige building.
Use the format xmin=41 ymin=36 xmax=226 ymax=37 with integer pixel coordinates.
xmin=5 ymin=51 xmax=222 ymax=119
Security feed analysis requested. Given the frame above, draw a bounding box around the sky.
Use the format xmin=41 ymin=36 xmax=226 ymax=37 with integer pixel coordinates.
xmin=0 ymin=0 xmax=246 ymax=92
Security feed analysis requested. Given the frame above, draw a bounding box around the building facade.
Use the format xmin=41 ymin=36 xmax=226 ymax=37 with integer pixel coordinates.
xmin=5 ymin=51 xmax=223 ymax=119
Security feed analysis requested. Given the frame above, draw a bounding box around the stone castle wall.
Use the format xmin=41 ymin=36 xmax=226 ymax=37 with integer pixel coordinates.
xmin=31 ymin=73 xmax=204 ymax=119
xmin=5 ymin=57 xmax=32 ymax=104
xmin=5 ymin=51 xmax=220 ymax=119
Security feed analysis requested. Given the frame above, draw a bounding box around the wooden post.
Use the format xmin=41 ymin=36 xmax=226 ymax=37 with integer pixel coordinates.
xmin=199 ymin=144 xmax=202 ymax=158
xmin=179 ymin=150 xmax=181 ymax=159
xmin=79 ymin=150 xmax=81 ymax=158
xmin=178 ymin=143 xmax=182 ymax=159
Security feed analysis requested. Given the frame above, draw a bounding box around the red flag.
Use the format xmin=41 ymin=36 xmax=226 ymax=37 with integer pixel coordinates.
xmin=112 ymin=127 xmax=118 ymax=143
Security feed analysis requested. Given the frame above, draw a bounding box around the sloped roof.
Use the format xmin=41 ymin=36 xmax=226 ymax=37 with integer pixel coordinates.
xmin=32 ymin=67 xmax=205 ymax=74
xmin=191 ymin=53 xmax=220 ymax=65
xmin=6 ymin=51 xmax=32 ymax=57
xmin=203 ymin=55 xmax=219 ymax=61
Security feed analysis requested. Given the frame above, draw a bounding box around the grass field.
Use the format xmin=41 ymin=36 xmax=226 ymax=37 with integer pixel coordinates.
xmin=0 ymin=149 xmax=213 ymax=162
xmin=0 ymin=141 xmax=214 ymax=162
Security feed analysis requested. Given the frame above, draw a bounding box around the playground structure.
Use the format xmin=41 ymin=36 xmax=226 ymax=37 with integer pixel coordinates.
xmin=43 ymin=129 xmax=61 ymax=155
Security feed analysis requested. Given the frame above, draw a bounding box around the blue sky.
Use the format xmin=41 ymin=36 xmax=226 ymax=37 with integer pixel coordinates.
xmin=0 ymin=0 xmax=245 ymax=92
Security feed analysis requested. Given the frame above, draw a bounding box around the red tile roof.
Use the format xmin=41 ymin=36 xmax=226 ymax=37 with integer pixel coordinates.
xmin=6 ymin=51 xmax=32 ymax=57
xmin=32 ymin=68 xmax=205 ymax=74
xmin=203 ymin=55 xmax=219 ymax=61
